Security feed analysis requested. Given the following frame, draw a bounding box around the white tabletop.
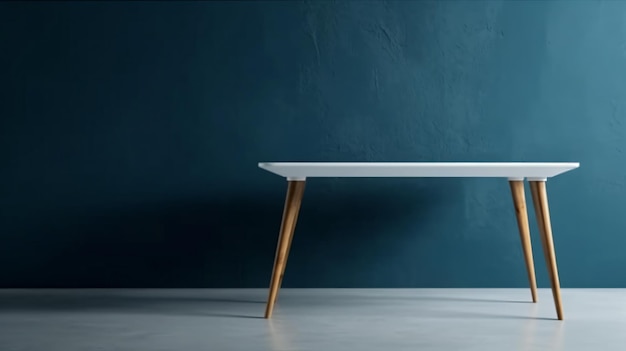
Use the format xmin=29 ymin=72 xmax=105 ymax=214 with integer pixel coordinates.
xmin=258 ymin=162 xmax=579 ymax=180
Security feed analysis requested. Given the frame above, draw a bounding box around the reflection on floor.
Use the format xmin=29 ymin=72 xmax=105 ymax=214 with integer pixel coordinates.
xmin=0 ymin=289 xmax=622 ymax=350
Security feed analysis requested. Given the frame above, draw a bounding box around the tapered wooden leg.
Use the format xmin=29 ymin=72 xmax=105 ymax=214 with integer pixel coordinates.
xmin=265 ymin=180 xmax=306 ymax=319
xmin=273 ymin=204 xmax=301 ymax=304
xmin=509 ymin=180 xmax=538 ymax=303
xmin=529 ymin=181 xmax=564 ymax=320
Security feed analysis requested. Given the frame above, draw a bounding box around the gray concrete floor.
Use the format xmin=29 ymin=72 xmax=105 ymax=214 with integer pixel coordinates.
xmin=0 ymin=289 xmax=623 ymax=350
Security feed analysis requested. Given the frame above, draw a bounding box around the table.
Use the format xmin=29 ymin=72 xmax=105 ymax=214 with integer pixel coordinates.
xmin=258 ymin=162 xmax=580 ymax=320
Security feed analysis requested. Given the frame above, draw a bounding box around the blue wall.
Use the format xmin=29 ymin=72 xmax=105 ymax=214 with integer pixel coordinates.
xmin=1 ymin=1 xmax=624 ymax=288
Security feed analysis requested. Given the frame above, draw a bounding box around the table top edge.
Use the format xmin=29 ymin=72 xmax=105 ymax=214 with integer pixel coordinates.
xmin=258 ymin=162 xmax=580 ymax=168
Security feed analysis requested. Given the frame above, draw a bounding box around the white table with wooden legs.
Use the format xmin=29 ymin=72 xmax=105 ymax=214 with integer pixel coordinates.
xmin=258 ymin=162 xmax=580 ymax=320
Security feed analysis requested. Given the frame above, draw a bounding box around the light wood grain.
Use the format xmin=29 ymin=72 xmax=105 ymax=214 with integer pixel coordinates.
xmin=509 ymin=180 xmax=538 ymax=303
xmin=273 ymin=185 xmax=304 ymax=304
xmin=264 ymin=180 xmax=305 ymax=319
xmin=530 ymin=181 xmax=564 ymax=320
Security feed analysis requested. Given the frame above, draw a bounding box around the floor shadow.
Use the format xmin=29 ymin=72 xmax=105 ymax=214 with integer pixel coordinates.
xmin=328 ymin=292 xmax=532 ymax=304
xmin=0 ymin=291 xmax=266 ymax=318
xmin=449 ymin=310 xmax=555 ymax=321
xmin=0 ymin=290 xmax=556 ymax=320
xmin=409 ymin=296 xmax=531 ymax=304
xmin=200 ymin=313 xmax=265 ymax=319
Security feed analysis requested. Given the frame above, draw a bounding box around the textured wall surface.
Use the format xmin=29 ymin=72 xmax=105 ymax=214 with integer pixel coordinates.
xmin=1 ymin=1 xmax=625 ymax=288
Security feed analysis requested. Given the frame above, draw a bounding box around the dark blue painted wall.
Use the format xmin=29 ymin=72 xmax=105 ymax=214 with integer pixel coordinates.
xmin=0 ymin=1 xmax=624 ymax=288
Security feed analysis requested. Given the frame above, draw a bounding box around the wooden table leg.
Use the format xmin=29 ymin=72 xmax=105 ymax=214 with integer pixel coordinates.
xmin=273 ymin=200 xmax=301 ymax=305
xmin=264 ymin=180 xmax=305 ymax=319
xmin=509 ymin=180 xmax=538 ymax=303
xmin=529 ymin=180 xmax=564 ymax=320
